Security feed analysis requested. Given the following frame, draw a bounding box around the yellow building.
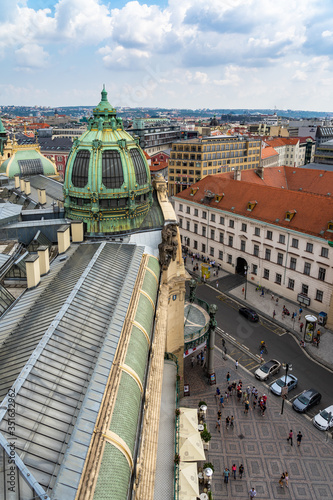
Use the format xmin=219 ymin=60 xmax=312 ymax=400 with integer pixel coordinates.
xmin=168 ymin=135 xmax=261 ymax=196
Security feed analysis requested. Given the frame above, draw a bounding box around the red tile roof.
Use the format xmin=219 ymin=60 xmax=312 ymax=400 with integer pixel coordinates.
xmin=175 ymin=175 xmax=333 ymax=239
xmin=150 ymin=160 xmax=168 ymax=172
xmin=261 ymin=146 xmax=278 ymax=159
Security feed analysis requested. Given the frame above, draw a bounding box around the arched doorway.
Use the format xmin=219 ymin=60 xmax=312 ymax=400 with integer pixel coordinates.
xmin=236 ymin=256 xmax=247 ymax=276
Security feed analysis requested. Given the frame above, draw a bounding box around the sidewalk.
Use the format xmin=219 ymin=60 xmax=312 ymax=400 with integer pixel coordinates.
xmin=185 ymin=262 xmax=333 ymax=371
xmin=181 ymin=352 xmax=333 ymax=500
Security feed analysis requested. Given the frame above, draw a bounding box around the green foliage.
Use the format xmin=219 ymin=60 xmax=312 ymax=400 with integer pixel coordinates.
xmin=203 ymin=462 xmax=215 ymax=472
xmin=200 ymin=424 xmax=211 ymax=442
xmin=198 ymin=401 xmax=207 ymax=408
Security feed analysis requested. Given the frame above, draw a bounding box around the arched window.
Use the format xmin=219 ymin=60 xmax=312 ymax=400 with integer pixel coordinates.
xmin=71 ymin=150 xmax=90 ymax=187
xmin=130 ymin=149 xmax=148 ymax=185
xmin=102 ymin=150 xmax=124 ymax=188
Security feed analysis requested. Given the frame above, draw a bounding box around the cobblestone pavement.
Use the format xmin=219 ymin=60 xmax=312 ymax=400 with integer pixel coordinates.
xmin=180 ymin=353 xmax=333 ymax=500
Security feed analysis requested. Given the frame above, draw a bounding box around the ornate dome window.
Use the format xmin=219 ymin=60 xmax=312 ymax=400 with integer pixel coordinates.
xmin=130 ymin=149 xmax=148 ymax=185
xmin=72 ymin=150 xmax=90 ymax=187
xmin=102 ymin=150 xmax=124 ymax=189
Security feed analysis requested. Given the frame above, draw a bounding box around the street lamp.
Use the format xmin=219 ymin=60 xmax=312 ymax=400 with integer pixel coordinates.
xmin=244 ymin=265 xmax=249 ymax=300
xmin=281 ymin=363 xmax=292 ymax=415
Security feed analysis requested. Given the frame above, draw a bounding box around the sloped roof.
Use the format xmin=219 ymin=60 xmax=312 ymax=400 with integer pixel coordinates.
xmin=176 ymin=175 xmax=333 ymax=239
xmin=261 ymin=146 xmax=278 ymax=159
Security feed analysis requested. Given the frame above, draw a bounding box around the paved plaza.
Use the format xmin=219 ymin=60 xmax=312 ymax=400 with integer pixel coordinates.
xmin=181 ymin=353 xmax=333 ymax=500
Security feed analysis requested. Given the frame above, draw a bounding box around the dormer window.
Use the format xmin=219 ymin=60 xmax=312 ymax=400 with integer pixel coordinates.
xmin=247 ymin=200 xmax=257 ymax=211
xmin=285 ymin=209 xmax=296 ymax=221
xmin=190 ymin=187 xmax=199 ymax=196
xmin=215 ymin=193 xmax=224 ymax=202
xmin=328 ymin=221 xmax=333 ymax=231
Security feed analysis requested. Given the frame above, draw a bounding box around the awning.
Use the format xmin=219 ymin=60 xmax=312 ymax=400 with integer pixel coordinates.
xmin=179 ymin=433 xmax=206 ymax=462
xmin=179 ymin=461 xmax=199 ymax=499
xmin=179 ymin=407 xmax=198 ymax=437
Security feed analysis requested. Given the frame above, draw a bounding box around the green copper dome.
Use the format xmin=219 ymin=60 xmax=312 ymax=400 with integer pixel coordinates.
xmin=63 ymin=87 xmax=152 ymax=234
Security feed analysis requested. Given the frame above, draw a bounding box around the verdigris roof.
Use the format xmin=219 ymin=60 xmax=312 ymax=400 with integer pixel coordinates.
xmin=0 ymin=148 xmax=57 ymax=178
xmin=0 ymin=240 xmax=158 ymax=500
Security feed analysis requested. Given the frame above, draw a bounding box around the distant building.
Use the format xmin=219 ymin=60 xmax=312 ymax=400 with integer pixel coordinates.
xmin=168 ymin=135 xmax=261 ymax=196
xmin=263 ymin=137 xmax=315 ymax=167
xmin=128 ymin=118 xmax=181 ymax=155
xmin=316 ymin=126 xmax=333 ymax=147
xmin=38 ymin=137 xmax=72 ymax=180
xmin=314 ymin=139 xmax=333 ymax=165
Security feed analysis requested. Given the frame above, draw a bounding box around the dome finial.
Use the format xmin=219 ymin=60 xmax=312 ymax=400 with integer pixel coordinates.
xmin=101 ymin=85 xmax=108 ymax=102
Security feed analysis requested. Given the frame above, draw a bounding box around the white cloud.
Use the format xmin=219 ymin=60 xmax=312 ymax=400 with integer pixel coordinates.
xmin=15 ymin=43 xmax=49 ymax=70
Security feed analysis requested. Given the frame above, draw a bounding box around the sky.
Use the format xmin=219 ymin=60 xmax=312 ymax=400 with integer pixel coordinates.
xmin=1 ymin=0 xmax=333 ymax=110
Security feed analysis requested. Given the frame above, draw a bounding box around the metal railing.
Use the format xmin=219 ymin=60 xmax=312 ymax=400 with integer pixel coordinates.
xmin=164 ymin=352 xmax=180 ymax=500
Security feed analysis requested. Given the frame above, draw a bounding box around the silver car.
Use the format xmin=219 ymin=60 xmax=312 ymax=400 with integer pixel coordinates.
xmin=270 ymin=374 xmax=298 ymax=396
xmin=255 ymin=359 xmax=281 ymax=381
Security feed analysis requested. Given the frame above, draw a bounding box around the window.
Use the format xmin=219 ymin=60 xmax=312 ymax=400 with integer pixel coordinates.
xmin=229 ymin=220 xmax=234 ymax=228
xmin=220 ymin=216 xmax=225 ymax=225
xmin=265 ymin=249 xmax=271 ymax=261
xmin=219 ymin=232 xmax=224 ymax=243
xmin=288 ymin=278 xmax=295 ymax=290
xmin=210 ymin=229 xmax=215 ymax=240
xmin=253 ymin=245 xmax=259 ymax=257
xmin=266 ymin=230 xmax=273 ymax=240
xmin=194 ymin=240 xmax=198 ymax=250
xmin=186 ymin=206 xmax=191 ymax=214
xmin=254 ymin=227 xmax=260 ymax=237
xmin=202 ymin=211 xmax=207 ymax=219
xmin=263 ymin=268 xmax=270 ymax=280
xmin=252 ymin=264 xmax=258 ymax=275
xmin=277 ymin=253 xmax=283 ymax=265
xmin=72 ymin=150 xmax=90 ymax=187
xmin=201 ymin=243 xmax=206 ymax=253
xmin=318 ymin=267 xmax=326 ymax=281
xmin=130 ymin=149 xmax=147 ymax=184
xmin=290 ymin=257 xmax=297 ymax=270
xmin=179 ymin=218 xmax=183 ymax=228
xmin=241 ymin=223 xmax=247 ymax=232
xmin=316 ymin=290 xmax=323 ymax=302
xmin=202 ymin=227 xmax=206 ymax=237
xmin=302 ymin=284 xmax=309 ymax=295
xmin=241 ymin=240 xmax=246 ymax=252
xmin=194 ymin=209 xmax=198 ymax=216
xmin=321 ymin=247 xmax=329 ymax=258
xmin=101 ymin=150 xmax=124 ymax=188
xmin=194 ymin=223 xmax=198 ymax=234
xmin=210 ymin=247 xmax=214 ymax=257
xmin=279 ymin=234 xmax=285 ymax=244
xmin=186 ymin=221 xmax=190 ymax=231
xmin=179 ymin=204 xmax=183 ymax=212
xmin=291 ymin=238 xmax=299 ymax=248
xmin=228 ymin=236 xmax=233 ymax=247
xmin=275 ymin=273 xmax=282 ymax=285
xmin=211 ymin=213 xmax=216 ymax=222
xmin=219 ymin=250 xmax=223 ymax=260
xmin=304 ymin=262 xmax=311 ymax=276
xmin=227 ymin=254 xmax=232 ymax=264
xmin=306 ymin=242 xmax=313 ymax=253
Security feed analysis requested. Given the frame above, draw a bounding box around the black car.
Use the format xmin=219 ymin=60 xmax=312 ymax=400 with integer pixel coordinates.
xmin=292 ymin=389 xmax=322 ymax=413
xmin=239 ymin=307 xmax=259 ymax=322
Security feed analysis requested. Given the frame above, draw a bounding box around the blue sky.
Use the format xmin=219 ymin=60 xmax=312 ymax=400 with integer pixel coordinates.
xmin=1 ymin=0 xmax=333 ymax=110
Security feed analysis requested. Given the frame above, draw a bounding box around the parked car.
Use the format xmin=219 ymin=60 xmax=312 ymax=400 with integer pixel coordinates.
xmin=255 ymin=359 xmax=281 ymax=381
xmin=270 ymin=374 xmax=298 ymax=396
xmin=292 ymin=389 xmax=322 ymax=413
xmin=239 ymin=307 xmax=259 ymax=322
xmin=313 ymin=405 xmax=333 ymax=431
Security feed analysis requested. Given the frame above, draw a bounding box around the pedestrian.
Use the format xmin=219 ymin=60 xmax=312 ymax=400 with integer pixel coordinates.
xmin=249 ymin=487 xmax=257 ymax=498
xmin=225 ymin=416 xmax=230 ymax=429
xmin=317 ymin=329 xmax=321 ymax=339
xmin=261 ymin=402 xmax=266 ymax=416
xmin=287 ymin=429 xmax=293 ymax=446
xmin=215 ymin=386 xmax=221 ymax=401
xmin=237 ymin=388 xmax=242 ymax=402
xmin=226 ymin=371 xmax=230 ymax=384
xmin=232 ymin=464 xmax=237 ymax=480
xmin=235 ymin=360 xmax=239 ymax=370
xmin=224 ymin=467 xmax=230 ymax=483
xmin=242 ymin=390 xmax=247 ymax=403
xmin=220 ymin=395 xmax=224 ymax=408
xmin=273 ymin=309 xmax=276 ymax=319
xmin=261 ymin=289 xmax=264 ymax=296
xmin=298 ymin=314 xmax=301 ymax=321
xmin=271 ymin=293 xmax=274 ymax=300
xmin=276 ymin=297 xmax=279 ymax=305
xmin=279 ymin=472 xmax=285 ymax=488
xmin=215 ymin=417 xmax=221 ymax=432
xmin=316 ymin=336 xmax=320 ymax=348
xmin=201 ymin=351 xmax=204 ymax=366
xmin=216 ymin=280 xmax=219 ymax=289
xmin=300 ymin=322 xmax=304 ymax=333
xmin=252 ymin=398 xmax=257 ymax=411
xmin=262 ymin=394 xmax=267 ymax=404
xmin=297 ymin=431 xmax=303 ymax=446
xmin=244 ymin=400 xmax=250 ymax=414
xmin=252 ymin=386 xmax=256 ymax=398
xmin=242 ymin=287 xmax=245 ymax=294
xmin=246 ymin=386 xmax=251 ymax=398
xmin=191 ymin=356 xmax=194 ymax=368
xmin=239 ymin=463 xmax=244 ymax=479
xmin=224 ymin=391 xmax=229 ymax=404
xmin=285 ymin=471 xmax=289 ymax=488
xmin=230 ymin=415 xmax=234 ymax=428
xmin=299 ymin=306 xmax=303 ymax=315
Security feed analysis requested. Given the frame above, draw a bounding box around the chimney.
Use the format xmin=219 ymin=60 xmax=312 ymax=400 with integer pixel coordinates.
xmin=37 ymin=245 xmax=50 ymax=276
xmin=234 ymin=168 xmax=241 ymax=181
xmin=71 ymin=221 xmax=84 ymax=243
xmin=25 ymin=254 xmax=40 ymax=289
xmin=20 ymin=178 xmax=25 ymax=192
xmin=38 ymin=188 xmax=46 ymax=205
xmin=14 ymin=175 xmax=20 ymax=189
xmin=57 ymin=224 xmax=70 ymax=254
xmin=25 ymin=179 xmax=31 ymax=196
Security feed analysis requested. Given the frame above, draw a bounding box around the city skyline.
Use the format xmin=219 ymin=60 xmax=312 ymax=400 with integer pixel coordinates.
xmin=1 ymin=0 xmax=333 ymax=111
